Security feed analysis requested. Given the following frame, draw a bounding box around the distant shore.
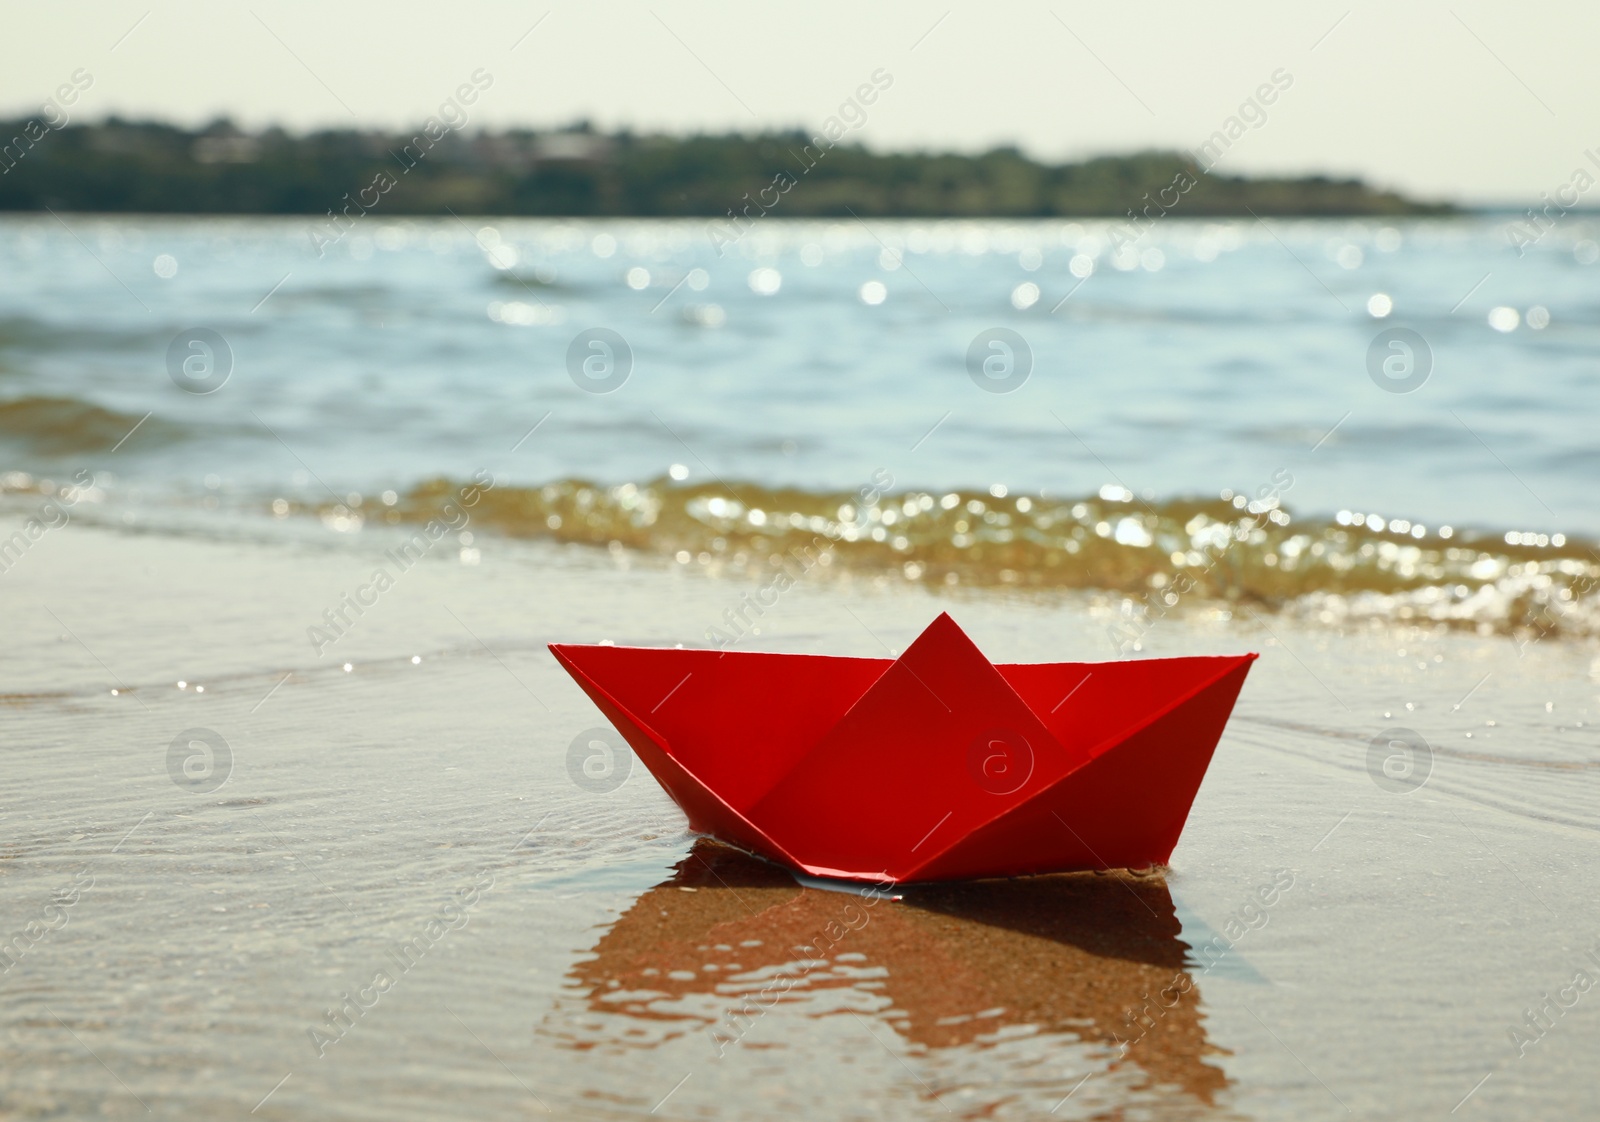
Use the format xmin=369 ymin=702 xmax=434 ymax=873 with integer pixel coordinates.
xmin=0 ymin=118 xmax=1452 ymax=219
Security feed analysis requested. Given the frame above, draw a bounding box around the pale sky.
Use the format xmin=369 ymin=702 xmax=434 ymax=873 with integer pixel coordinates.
xmin=3 ymin=1 xmax=1595 ymax=204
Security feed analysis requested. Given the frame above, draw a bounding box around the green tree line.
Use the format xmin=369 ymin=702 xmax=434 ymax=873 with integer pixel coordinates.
xmin=0 ymin=118 xmax=1452 ymax=218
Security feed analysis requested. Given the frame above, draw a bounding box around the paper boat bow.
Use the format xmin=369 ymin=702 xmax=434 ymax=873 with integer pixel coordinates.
xmin=551 ymin=613 xmax=1255 ymax=884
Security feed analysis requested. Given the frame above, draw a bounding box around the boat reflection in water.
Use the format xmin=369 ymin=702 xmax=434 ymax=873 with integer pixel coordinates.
xmin=554 ymin=840 xmax=1228 ymax=1113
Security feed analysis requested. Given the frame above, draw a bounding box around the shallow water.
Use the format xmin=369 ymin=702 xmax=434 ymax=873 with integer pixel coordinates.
xmin=4 ymin=215 xmax=1599 ymax=642
xmin=3 ymin=215 xmax=1599 ymax=1118
xmin=1 ymin=213 xmax=1597 ymax=536
xmin=3 ymin=524 xmax=1598 ymax=1119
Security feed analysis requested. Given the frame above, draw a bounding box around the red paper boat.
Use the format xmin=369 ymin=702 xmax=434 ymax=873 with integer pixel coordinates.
xmin=550 ymin=613 xmax=1256 ymax=884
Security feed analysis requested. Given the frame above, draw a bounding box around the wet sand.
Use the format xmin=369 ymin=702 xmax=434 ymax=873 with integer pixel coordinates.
xmin=3 ymin=519 xmax=1599 ymax=1119
xmin=565 ymin=843 xmax=1227 ymax=1111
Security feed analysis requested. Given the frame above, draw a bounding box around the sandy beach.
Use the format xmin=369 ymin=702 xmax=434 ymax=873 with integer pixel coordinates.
xmin=6 ymin=0 xmax=1600 ymax=1110
xmin=3 ymin=515 xmax=1597 ymax=1120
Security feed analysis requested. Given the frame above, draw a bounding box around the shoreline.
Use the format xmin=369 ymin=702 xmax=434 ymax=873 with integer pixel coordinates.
xmin=4 ymin=517 xmax=1599 ymax=1119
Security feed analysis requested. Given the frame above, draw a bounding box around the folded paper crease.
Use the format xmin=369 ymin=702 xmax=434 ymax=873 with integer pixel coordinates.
xmin=551 ymin=613 xmax=1256 ymax=884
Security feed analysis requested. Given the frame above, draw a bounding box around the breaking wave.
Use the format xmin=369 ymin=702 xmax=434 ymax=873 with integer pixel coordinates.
xmin=312 ymin=475 xmax=1600 ymax=641
xmin=0 ymin=396 xmax=181 ymax=455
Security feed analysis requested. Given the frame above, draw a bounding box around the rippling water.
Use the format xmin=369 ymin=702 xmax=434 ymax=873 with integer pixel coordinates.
xmin=11 ymin=211 xmax=1600 ymax=1122
xmin=6 ymin=521 xmax=1598 ymax=1121
xmin=2 ymin=211 xmax=1596 ymax=636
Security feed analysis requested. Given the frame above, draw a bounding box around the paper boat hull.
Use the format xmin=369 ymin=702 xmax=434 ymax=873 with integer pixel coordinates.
xmin=551 ymin=614 xmax=1255 ymax=884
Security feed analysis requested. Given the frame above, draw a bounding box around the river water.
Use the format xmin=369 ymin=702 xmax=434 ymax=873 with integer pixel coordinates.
xmin=2 ymin=214 xmax=1598 ymax=1119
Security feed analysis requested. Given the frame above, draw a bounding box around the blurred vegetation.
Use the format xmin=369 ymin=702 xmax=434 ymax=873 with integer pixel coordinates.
xmin=0 ymin=118 xmax=1453 ymax=217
